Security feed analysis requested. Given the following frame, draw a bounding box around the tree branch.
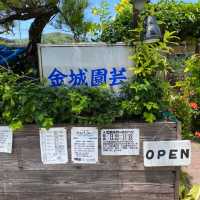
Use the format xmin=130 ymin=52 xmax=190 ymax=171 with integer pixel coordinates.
xmin=0 ymin=6 xmax=58 ymax=24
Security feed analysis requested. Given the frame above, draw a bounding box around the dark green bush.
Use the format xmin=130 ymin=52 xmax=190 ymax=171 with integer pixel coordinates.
xmin=0 ymin=70 xmax=122 ymax=129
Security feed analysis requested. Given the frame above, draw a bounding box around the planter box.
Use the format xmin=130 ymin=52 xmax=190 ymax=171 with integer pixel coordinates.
xmin=0 ymin=122 xmax=180 ymax=200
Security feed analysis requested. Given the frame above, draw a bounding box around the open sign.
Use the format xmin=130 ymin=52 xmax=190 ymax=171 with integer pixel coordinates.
xmin=143 ymin=140 xmax=191 ymax=167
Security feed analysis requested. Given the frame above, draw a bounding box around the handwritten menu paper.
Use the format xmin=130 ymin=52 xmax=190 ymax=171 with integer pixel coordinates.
xmin=40 ymin=128 xmax=68 ymax=164
xmin=71 ymin=127 xmax=98 ymax=164
xmin=0 ymin=126 xmax=13 ymax=153
xmin=101 ymin=129 xmax=140 ymax=156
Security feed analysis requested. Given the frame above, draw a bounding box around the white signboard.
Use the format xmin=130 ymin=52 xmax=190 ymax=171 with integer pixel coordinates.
xmin=0 ymin=126 xmax=13 ymax=153
xmin=38 ymin=43 xmax=132 ymax=89
xmin=71 ymin=127 xmax=98 ymax=164
xmin=40 ymin=128 xmax=68 ymax=164
xmin=143 ymin=140 xmax=191 ymax=167
xmin=101 ymin=129 xmax=140 ymax=155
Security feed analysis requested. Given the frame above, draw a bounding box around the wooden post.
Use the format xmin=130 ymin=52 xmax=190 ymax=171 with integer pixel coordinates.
xmin=174 ymin=121 xmax=182 ymax=200
xmin=132 ymin=0 xmax=139 ymax=29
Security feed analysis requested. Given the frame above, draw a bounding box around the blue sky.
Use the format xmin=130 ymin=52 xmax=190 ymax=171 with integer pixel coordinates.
xmin=2 ymin=0 xmax=198 ymax=40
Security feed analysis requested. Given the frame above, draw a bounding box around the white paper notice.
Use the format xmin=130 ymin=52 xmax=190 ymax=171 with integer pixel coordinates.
xmin=101 ymin=129 xmax=140 ymax=156
xmin=40 ymin=128 xmax=68 ymax=164
xmin=71 ymin=127 xmax=98 ymax=164
xmin=0 ymin=126 xmax=13 ymax=153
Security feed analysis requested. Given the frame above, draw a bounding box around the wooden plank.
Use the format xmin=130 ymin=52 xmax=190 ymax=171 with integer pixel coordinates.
xmin=174 ymin=121 xmax=181 ymax=200
xmin=0 ymin=180 xmax=174 ymax=194
xmin=0 ymin=122 xmax=178 ymax=200
xmin=15 ymin=136 xmax=177 ymax=171
xmin=14 ymin=122 xmax=177 ymax=137
xmin=0 ymin=126 xmax=178 ymax=171
xmin=0 ymin=170 xmax=175 ymax=185
xmin=0 ymin=192 xmax=175 ymax=200
xmin=0 ymin=145 xmax=19 ymax=171
xmin=8 ymin=122 xmax=177 ymax=171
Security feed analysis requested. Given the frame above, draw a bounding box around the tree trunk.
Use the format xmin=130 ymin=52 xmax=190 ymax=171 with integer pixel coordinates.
xmin=195 ymin=38 xmax=200 ymax=54
xmin=26 ymin=7 xmax=58 ymax=71
xmin=132 ymin=8 xmax=140 ymax=29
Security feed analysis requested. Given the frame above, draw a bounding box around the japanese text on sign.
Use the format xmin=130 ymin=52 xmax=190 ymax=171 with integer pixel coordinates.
xmin=48 ymin=67 xmax=127 ymax=87
xmin=71 ymin=127 xmax=98 ymax=164
xmin=101 ymin=129 xmax=140 ymax=155
xmin=40 ymin=128 xmax=68 ymax=164
xmin=38 ymin=44 xmax=132 ymax=89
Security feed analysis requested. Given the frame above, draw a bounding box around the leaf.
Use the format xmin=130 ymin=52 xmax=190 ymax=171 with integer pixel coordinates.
xmin=183 ymin=185 xmax=200 ymax=200
xmin=144 ymin=102 xmax=159 ymax=111
xmin=143 ymin=112 xmax=156 ymax=123
xmin=10 ymin=120 xmax=23 ymax=131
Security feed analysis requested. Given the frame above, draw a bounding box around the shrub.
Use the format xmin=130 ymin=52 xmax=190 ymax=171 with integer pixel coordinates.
xmin=174 ymin=55 xmax=200 ymax=140
xmin=98 ymin=0 xmax=200 ymax=43
xmin=0 ymin=69 xmax=122 ymax=129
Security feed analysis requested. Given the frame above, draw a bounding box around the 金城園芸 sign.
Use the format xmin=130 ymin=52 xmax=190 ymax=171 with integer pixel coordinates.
xmin=38 ymin=43 xmax=132 ymax=89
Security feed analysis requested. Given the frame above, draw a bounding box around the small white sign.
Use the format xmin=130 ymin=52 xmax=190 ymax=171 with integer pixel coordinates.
xmin=71 ymin=127 xmax=98 ymax=164
xmin=40 ymin=128 xmax=68 ymax=164
xmin=0 ymin=126 xmax=13 ymax=153
xmin=143 ymin=140 xmax=191 ymax=167
xmin=101 ymin=129 xmax=140 ymax=156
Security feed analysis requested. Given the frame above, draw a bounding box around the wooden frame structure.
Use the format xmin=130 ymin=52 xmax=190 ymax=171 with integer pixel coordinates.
xmin=0 ymin=122 xmax=180 ymax=200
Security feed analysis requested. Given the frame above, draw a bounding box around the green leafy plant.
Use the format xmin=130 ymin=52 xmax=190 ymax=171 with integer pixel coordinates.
xmin=183 ymin=185 xmax=200 ymax=200
xmin=99 ymin=0 xmax=200 ymax=45
xmin=90 ymin=0 xmax=112 ymax=41
xmin=174 ymin=55 xmax=200 ymax=140
xmin=0 ymin=69 xmax=122 ymax=130
xmin=99 ymin=0 xmax=133 ymax=43
xmin=169 ymin=94 xmax=193 ymax=139
xmin=180 ymin=171 xmax=200 ymax=200
xmin=184 ymin=56 xmax=200 ymax=137
xmin=180 ymin=171 xmax=191 ymax=200
xmin=55 ymin=0 xmax=91 ymax=41
xmin=2 ymin=1 xmax=197 ymax=130
xmin=120 ymin=31 xmax=174 ymax=123
xmin=150 ymin=0 xmax=200 ymax=41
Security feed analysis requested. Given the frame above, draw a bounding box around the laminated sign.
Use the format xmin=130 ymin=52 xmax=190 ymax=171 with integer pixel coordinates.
xmin=40 ymin=128 xmax=68 ymax=164
xmin=71 ymin=127 xmax=98 ymax=164
xmin=0 ymin=126 xmax=13 ymax=154
xmin=101 ymin=129 xmax=140 ymax=156
xmin=143 ymin=140 xmax=191 ymax=167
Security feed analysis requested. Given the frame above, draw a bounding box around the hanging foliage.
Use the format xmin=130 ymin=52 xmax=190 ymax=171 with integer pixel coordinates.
xmin=98 ymin=0 xmax=200 ymax=43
